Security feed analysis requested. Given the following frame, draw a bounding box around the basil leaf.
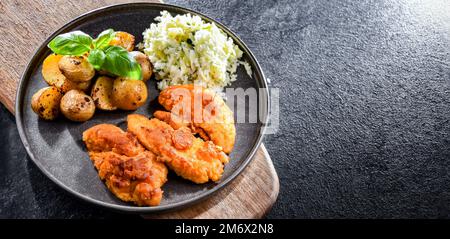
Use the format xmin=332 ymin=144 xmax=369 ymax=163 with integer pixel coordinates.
xmin=48 ymin=31 xmax=92 ymax=56
xmin=102 ymin=46 xmax=142 ymax=80
xmin=93 ymin=29 xmax=115 ymax=49
xmin=87 ymin=49 xmax=106 ymax=70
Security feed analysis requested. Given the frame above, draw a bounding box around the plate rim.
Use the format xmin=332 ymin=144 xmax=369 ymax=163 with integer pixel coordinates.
xmin=15 ymin=2 xmax=269 ymax=213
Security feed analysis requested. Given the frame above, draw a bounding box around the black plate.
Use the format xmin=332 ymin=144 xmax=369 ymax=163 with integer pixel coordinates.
xmin=15 ymin=2 xmax=268 ymax=213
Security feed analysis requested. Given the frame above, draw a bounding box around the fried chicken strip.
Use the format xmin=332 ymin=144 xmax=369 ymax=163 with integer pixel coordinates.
xmin=127 ymin=114 xmax=229 ymax=184
xmin=83 ymin=124 xmax=144 ymax=156
xmin=158 ymin=85 xmax=236 ymax=153
xmin=83 ymin=124 xmax=168 ymax=206
xmin=153 ymin=110 xmax=210 ymax=141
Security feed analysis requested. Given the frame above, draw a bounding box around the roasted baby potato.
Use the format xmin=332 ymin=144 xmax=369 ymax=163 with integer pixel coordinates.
xmin=110 ymin=31 xmax=135 ymax=51
xmin=57 ymin=78 xmax=92 ymax=93
xmin=111 ymin=77 xmax=147 ymax=110
xmin=97 ymin=69 xmax=114 ymax=77
xmin=68 ymin=80 xmax=91 ymax=92
xmin=42 ymin=54 xmax=92 ymax=93
xmin=130 ymin=51 xmax=152 ymax=81
xmin=31 ymin=86 xmax=63 ymax=120
xmin=58 ymin=56 xmax=95 ymax=82
xmin=60 ymin=90 xmax=95 ymax=122
xmin=91 ymin=76 xmax=117 ymax=111
xmin=42 ymin=54 xmax=66 ymax=88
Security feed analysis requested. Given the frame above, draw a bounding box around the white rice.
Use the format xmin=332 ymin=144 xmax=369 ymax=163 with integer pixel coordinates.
xmin=142 ymin=11 xmax=252 ymax=93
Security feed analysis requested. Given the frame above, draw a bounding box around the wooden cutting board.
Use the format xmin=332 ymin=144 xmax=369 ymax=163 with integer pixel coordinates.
xmin=0 ymin=0 xmax=279 ymax=218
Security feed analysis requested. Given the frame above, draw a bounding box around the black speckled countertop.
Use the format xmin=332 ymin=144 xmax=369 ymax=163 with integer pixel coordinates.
xmin=1 ymin=0 xmax=449 ymax=218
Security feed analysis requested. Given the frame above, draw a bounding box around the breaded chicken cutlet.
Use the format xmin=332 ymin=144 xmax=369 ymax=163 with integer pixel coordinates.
xmin=158 ymin=85 xmax=236 ymax=154
xmin=83 ymin=124 xmax=168 ymax=206
xmin=127 ymin=114 xmax=229 ymax=184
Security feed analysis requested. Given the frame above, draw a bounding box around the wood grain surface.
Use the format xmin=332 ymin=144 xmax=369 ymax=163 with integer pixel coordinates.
xmin=0 ymin=0 xmax=279 ymax=219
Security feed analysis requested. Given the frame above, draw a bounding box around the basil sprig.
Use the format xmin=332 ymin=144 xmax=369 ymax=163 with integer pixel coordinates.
xmin=92 ymin=46 xmax=142 ymax=80
xmin=47 ymin=29 xmax=142 ymax=80
xmin=87 ymin=48 xmax=106 ymax=69
xmin=48 ymin=31 xmax=92 ymax=56
xmin=93 ymin=29 xmax=115 ymax=49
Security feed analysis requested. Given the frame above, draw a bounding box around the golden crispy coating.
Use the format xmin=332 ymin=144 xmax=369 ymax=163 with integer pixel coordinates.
xmin=153 ymin=110 xmax=210 ymax=141
xmin=127 ymin=114 xmax=229 ymax=184
xmin=158 ymin=85 xmax=236 ymax=154
xmin=83 ymin=124 xmax=144 ymax=157
xmin=83 ymin=124 xmax=168 ymax=206
xmin=89 ymin=151 xmax=167 ymax=206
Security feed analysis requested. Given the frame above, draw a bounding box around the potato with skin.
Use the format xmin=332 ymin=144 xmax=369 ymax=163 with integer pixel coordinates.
xmin=42 ymin=54 xmax=92 ymax=93
xmin=42 ymin=54 xmax=65 ymax=87
xmin=97 ymin=69 xmax=114 ymax=77
xmin=91 ymin=76 xmax=117 ymax=111
xmin=60 ymin=90 xmax=95 ymax=122
xmin=58 ymin=55 xmax=95 ymax=82
xmin=130 ymin=51 xmax=152 ymax=81
xmin=31 ymin=86 xmax=63 ymax=120
xmin=56 ymin=78 xmax=92 ymax=93
xmin=109 ymin=31 xmax=135 ymax=51
xmin=112 ymin=77 xmax=147 ymax=110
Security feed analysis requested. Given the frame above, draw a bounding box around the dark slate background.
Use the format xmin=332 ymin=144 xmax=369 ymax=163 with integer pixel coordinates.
xmin=1 ymin=0 xmax=449 ymax=218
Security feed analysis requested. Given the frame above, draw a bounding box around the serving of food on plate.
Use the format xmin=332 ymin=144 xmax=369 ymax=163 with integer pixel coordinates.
xmin=33 ymin=29 xmax=149 ymax=121
xmin=17 ymin=3 xmax=268 ymax=212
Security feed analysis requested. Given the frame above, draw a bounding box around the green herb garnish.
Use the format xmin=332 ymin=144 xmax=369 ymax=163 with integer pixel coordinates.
xmin=47 ymin=29 xmax=142 ymax=80
xmin=48 ymin=31 xmax=92 ymax=56
xmin=101 ymin=46 xmax=142 ymax=80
